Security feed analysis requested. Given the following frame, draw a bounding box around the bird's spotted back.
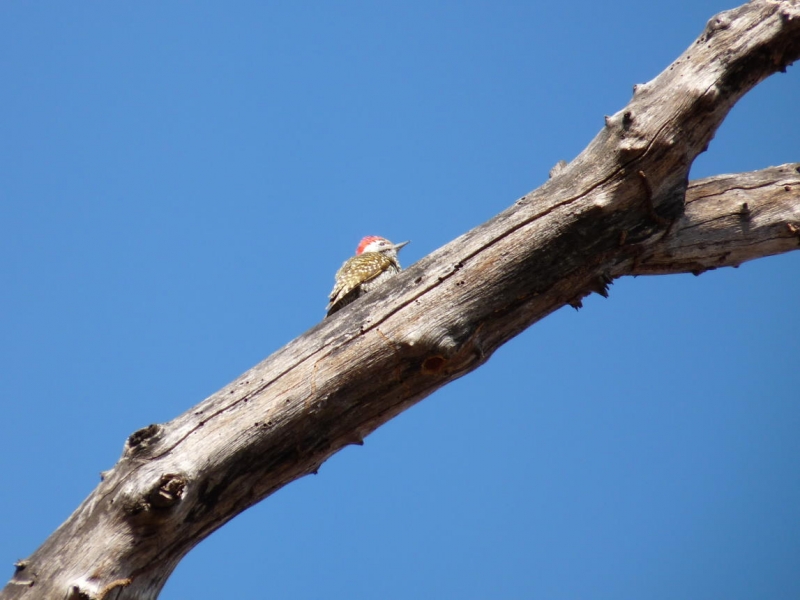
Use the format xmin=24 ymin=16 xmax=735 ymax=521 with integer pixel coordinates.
xmin=326 ymin=236 xmax=408 ymax=317
xmin=328 ymin=253 xmax=395 ymax=306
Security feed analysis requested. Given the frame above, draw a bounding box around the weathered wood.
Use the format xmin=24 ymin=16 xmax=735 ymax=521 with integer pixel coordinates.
xmin=631 ymin=164 xmax=800 ymax=277
xmin=3 ymin=2 xmax=799 ymax=598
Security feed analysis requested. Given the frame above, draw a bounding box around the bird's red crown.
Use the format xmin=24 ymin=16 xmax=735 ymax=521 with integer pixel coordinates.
xmin=356 ymin=236 xmax=387 ymax=254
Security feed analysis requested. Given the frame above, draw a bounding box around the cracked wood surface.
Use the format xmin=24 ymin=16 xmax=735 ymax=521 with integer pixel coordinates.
xmin=3 ymin=2 xmax=799 ymax=599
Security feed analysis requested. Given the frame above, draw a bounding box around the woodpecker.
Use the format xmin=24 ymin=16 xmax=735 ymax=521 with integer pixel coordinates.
xmin=326 ymin=236 xmax=409 ymax=316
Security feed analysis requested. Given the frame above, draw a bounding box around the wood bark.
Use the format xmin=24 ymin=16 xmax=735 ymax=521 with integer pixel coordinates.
xmin=4 ymin=2 xmax=800 ymax=599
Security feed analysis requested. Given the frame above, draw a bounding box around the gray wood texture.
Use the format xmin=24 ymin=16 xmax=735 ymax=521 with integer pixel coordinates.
xmin=3 ymin=2 xmax=799 ymax=598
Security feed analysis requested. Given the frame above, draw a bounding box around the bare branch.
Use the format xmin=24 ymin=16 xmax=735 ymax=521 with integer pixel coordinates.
xmin=3 ymin=2 xmax=799 ymax=599
xmin=632 ymin=163 xmax=800 ymax=276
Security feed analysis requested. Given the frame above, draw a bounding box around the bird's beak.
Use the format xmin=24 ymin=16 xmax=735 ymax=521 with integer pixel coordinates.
xmin=394 ymin=240 xmax=410 ymax=251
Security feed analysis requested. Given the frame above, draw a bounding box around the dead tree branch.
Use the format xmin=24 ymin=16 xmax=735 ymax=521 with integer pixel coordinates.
xmin=632 ymin=163 xmax=800 ymax=277
xmin=3 ymin=2 xmax=799 ymax=599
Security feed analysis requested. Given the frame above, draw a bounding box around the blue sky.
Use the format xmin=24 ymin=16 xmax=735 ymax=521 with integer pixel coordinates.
xmin=1 ymin=2 xmax=798 ymax=598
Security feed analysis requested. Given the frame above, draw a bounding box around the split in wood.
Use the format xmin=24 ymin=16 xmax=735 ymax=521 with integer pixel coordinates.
xmin=637 ymin=170 xmax=672 ymax=227
xmin=739 ymin=202 xmax=751 ymax=218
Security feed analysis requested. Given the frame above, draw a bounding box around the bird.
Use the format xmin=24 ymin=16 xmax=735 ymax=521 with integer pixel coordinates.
xmin=326 ymin=236 xmax=409 ymax=316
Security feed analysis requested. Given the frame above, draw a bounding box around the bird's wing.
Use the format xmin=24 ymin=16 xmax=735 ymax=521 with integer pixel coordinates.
xmin=327 ymin=253 xmax=392 ymax=306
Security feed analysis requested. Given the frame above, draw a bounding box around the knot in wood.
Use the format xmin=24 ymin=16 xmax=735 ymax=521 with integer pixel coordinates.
xmin=66 ymin=585 xmax=92 ymax=600
xmin=124 ymin=473 xmax=188 ymax=520
xmin=549 ymin=160 xmax=568 ymax=179
xmin=124 ymin=424 xmax=164 ymax=457
xmin=421 ymin=355 xmax=448 ymax=375
xmin=704 ymin=12 xmax=732 ymax=38
xmin=406 ymin=320 xmax=486 ymax=377
xmin=618 ymin=134 xmax=648 ymax=157
xmin=148 ymin=473 xmax=187 ymax=509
